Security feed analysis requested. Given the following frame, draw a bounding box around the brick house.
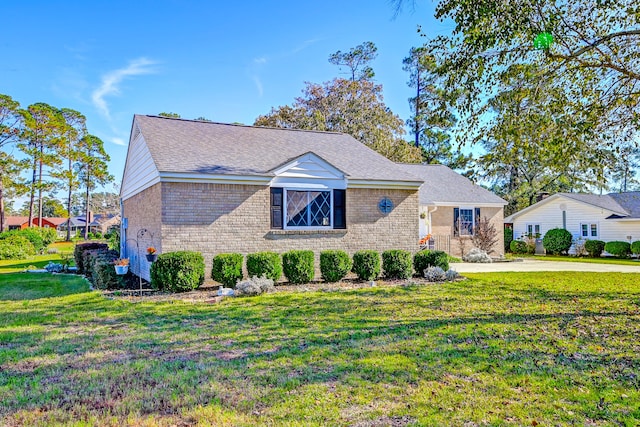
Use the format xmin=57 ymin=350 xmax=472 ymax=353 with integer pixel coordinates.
xmin=120 ymin=115 xmax=423 ymax=281
xmin=397 ymin=164 xmax=507 ymax=257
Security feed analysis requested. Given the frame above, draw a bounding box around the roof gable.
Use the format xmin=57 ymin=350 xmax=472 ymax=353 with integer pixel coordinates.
xmin=270 ymin=152 xmax=347 ymax=190
xmin=504 ymin=193 xmax=629 ymax=222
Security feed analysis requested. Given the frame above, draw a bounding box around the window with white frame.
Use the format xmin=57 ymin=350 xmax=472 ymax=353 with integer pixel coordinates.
xmin=580 ymin=223 xmax=598 ymax=238
xmin=453 ymin=207 xmax=480 ymax=236
xmin=526 ymin=223 xmax=541 ymax=237
xmin=286 ymin=190 xmax=332 ymax=228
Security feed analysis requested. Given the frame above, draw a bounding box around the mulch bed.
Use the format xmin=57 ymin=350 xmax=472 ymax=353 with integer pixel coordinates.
xmin=101 ymin=275 xmax=451 ymax=303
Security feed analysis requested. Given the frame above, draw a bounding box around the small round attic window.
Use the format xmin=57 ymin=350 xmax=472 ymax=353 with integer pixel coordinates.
xmin=378 ymin=197 xmax=394 ymax=215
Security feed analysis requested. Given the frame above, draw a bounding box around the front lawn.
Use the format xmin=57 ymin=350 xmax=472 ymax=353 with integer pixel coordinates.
xmin=511 ymin=253 xmax=640 ymax=266
xmin=1 ymin=272 xmax=639 ymax=426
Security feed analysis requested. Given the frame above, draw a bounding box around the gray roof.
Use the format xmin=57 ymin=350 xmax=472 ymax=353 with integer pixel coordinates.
xmin=504 ymin=191 xmax=640 ymax=222
xmin=397 ymin=163 xmax=507 ymax=205
xmin=134 ymin=115 xmax=422 ymax=183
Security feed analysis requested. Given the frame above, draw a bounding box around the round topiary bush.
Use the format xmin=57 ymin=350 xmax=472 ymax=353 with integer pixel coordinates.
xmin=211 ymin=253 xmax=244 ymax=287
xmin=509 ymin=240 xmax=528 ymax=254
xmin=413 ymin=250 xmax=449 ymax=276
xmin=584 ymin=239 xmax=606 ymax=258
xmin=151 ymin=251 xmax=205 ymax=292
xmin=382 ymin=249 xmax=413 ymax=280
xmin=320 ymin=250 xmax=352 ymax=282
xmin=604 ymin=241 xmax=631 ymax=258
xmin=504 ymin=227 xmax=513 ymax=253
xmin=631 ymin=240 xmax=640 ymax=256
xmin=246 ymin=252 xmax=282 ymax=281
xmin=542 ymin=228 xmax=573 ymax=255
xmin=282 ymin=250 xmax=315 ymax=284
xmin=352 ymin=250 xmax=380 ymax=281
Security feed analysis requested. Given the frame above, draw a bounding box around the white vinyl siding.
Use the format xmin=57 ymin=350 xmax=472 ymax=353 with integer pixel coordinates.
xmin=511 ymin=195 xmax=640 ymax=242
xmin=120 ymin=129 xmax=160 ymax=201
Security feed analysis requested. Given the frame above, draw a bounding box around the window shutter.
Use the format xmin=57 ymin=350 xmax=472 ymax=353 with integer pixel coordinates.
xmin=270 ymin=188 xmax=283 ymax=229
xmin=333 ymin=189 xmax=346 ymax=229
xmin=474 ymin=207 xmax=481 ymax=234
xmin=453 ymin=208 xmax=459 ymax=237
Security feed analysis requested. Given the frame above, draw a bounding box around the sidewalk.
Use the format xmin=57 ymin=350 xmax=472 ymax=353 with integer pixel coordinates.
xmin=454 ymin=258 xmax=640 ymax=273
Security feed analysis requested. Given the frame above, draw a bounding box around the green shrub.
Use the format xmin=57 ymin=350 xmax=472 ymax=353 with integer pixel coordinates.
xmin=246 ymin=252 xmax=282 ymax=281
xmin=88 ymin=249 xmax=125 ymax=290
xmin=282 ymin=250 xmax=315 ymax=284
xmin=382 ymin=249 xmax=413 ymax=280
xmin=351 ymin=250 xmax=381 ymax=281
xmin=73 ymin=242 xmax=109 ymax=273
xmin=504 ymin=227 xmax=513 ymax=252
xmin=631 ymin=241 xmax=640 ymax=255
xmin=320 ymin=250 xmax=352 ymax=282
xmin=413 ymin=250 xmax=449 ymax=275
xmin=584 ymin=239 xmax=606 ymax=257
xmin=510 ymin=240 xmax=528 ymax=254
xmin=604 ymin=241 xmax=631 ymax=258
xmin=38 ymin=227 xmax=58 ymax=247
xmin=542 ymin=228 xmax=573 ymax=255
xmin=151 ymin=251 xmax=205 ymax=292
xmin=211 ymin=253 xmax=244 ymax=287
xmin=0 ymin=228 xmax=45 ymax=254
xmin=0 ymin=235 xmax=36 ymax=260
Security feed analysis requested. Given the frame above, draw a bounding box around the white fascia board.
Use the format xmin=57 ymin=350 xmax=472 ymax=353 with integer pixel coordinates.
xmin=271 ymin=152 xmax=347 ymax=178
xmin=347 ymin=179 xmax=423 ymax=190
xmin=158 ymin=172 xmax=272 ymax=185
xmin=427 ymin=201 xmax=507 ymax=207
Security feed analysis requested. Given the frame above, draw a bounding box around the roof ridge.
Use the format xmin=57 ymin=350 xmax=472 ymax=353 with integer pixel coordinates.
xmin=141 ymin=114 xmax=347 ymax=136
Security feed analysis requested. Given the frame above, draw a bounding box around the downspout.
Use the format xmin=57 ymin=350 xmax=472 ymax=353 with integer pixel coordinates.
xmin=427 ymin=205 xmax=438 ymax=235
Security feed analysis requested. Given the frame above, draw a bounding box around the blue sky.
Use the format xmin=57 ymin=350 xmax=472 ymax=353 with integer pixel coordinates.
xmin=1 ymin=1 xmax=452 ymax=191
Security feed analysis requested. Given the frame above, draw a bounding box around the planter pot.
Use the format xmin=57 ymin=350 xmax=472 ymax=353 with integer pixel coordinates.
xmin=114 ymin=265 xmax=129 ymax=275
xmin=146 ymin=254 xmax=158 ymax=262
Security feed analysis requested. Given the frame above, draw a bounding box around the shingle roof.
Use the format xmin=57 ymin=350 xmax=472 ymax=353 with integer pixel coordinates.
xmin=504 ymin=191 xmax=640 ymax=222
xmin=396 ymin=163 xmax=507 ymax=205
xmin=134 ymin=115 xmax=422 ymax=183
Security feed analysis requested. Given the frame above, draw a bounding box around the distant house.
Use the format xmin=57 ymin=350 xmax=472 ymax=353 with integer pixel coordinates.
xmin=4 ymin=216 xmax=67 ymax=232
xmin=120 ymin=115 xmax=423 ymax=281
xmin=58 ymin=214 xmax=121 ymax=236
xmin=504 ymin=192 xmax=640 ymax=248
xmin=398 ymin=164 xmax=508 ymax=256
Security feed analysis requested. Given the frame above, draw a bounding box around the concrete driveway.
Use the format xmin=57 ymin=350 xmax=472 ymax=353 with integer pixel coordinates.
xmin=454 ymin=258 xmax=640 ymax=273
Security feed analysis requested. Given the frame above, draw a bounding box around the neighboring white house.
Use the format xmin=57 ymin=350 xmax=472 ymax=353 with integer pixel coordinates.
xmin=504 ymin=192 xmax=640 ymax=246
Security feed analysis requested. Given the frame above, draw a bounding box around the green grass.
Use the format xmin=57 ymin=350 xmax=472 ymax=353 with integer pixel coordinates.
xmin=0 ymin=241 xmax=76 ymax=273
xmin=513 ymin=253 xmax=640 ymax=266
xmin=1 ymin=272 xmax=639 ymax=426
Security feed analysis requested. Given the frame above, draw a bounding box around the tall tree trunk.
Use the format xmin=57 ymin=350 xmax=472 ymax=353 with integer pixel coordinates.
xmin=84 ymin=169 xmax=90 ymax=240
xmin=0 ymin=181 xmax=4 ymax=233
xmin=28 ymin=158 xmax=37 ymax=227
xmin=415 ymin=75 xmax=420 ymax=148
xmin=66 ymin=156 xmax=72 ymax=241
xmin=37 ymin=145 xmax=44 ymax=224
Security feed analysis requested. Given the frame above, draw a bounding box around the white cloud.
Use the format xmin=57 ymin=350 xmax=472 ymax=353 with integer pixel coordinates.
xmin=252 ymin=76 xmax=264 ymax=97
xmin=92 ymin=57 xmax=157 ymax=119
xmin=254 ymin=56 xmax=268 ymax=65
xmin=111 ymin=137 xmax=126 ymax=146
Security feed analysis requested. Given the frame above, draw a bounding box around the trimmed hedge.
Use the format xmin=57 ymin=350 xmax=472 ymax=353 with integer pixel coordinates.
xmin=320 ymin=250 xmax=352 ymax=283
xmin=382 ymin=249 xmax=412 ymax=279
xmin=74 ymin=242 xmax=109 ymax=273
xmin=211 ymin=253 xmax=243 ymax=287
xmin=604 ymin=241 xmax=631 ymax=258
xmin=504 ymin=227 xmax=513 ymax=253
xmin=352 ymin=250 xmax=380 ymax=281
xmin=631 ymin=240 xmax=640 ymax=255
xmin=584 ymin=239 xmax=606 ymax=258
xmin=413 ymin=250 xmax=449 ymax=275
xmin=88 ymin=249 xmax=125 ymax=290
xmin=246 ymin=252 xmax=282 ymax=281
xmin=509 ymin=240 xmax=528 ymax=254
xmin=282 ymin=250 xmax=315 ymax=284
xmin=542 ymin=228 xmax=573 ymax=255
xmin=151 ymin=251 xmax=205 ymax=292
xmin=0 ymin=235 xmax=36 ymax=260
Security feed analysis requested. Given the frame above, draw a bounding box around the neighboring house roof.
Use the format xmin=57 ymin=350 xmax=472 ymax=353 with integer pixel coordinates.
xmin=504 ymin=191 xmax=640 ymax=222
xmin=397 ymin=163 xmax=507 ymax=206
xmin=127 ymin=115 xmax=422 ymax=190
xmin=4 ymin=216 xmax=67 ymax=227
